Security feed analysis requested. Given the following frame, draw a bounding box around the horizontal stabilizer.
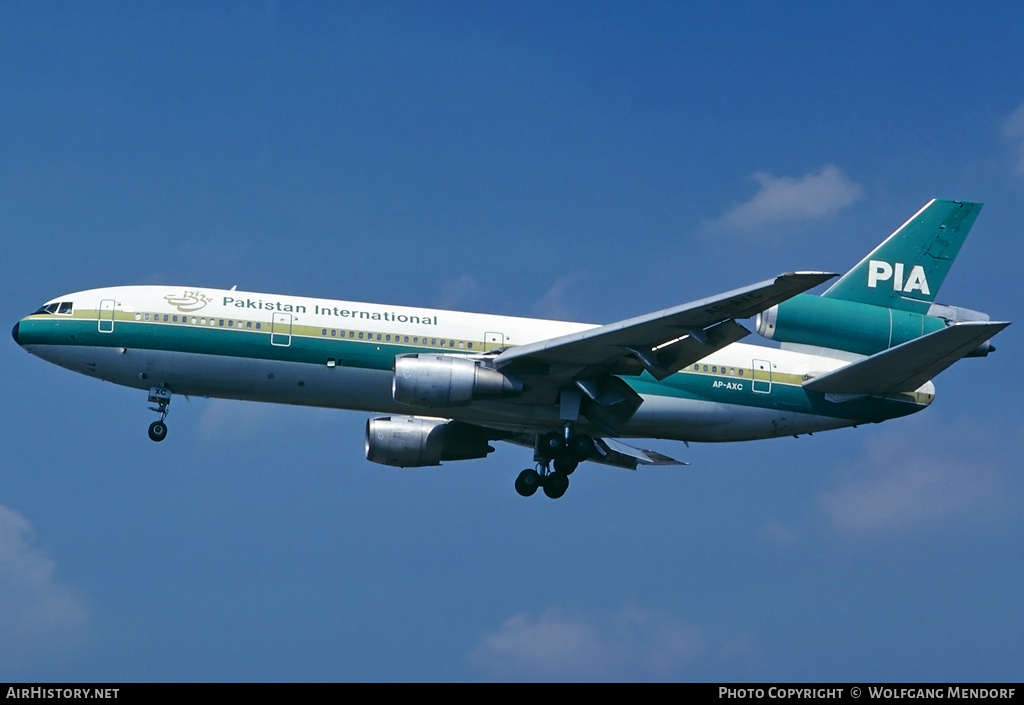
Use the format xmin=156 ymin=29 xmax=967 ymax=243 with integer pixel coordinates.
xmin=803 ymin=321 xmax=1010 ymax=395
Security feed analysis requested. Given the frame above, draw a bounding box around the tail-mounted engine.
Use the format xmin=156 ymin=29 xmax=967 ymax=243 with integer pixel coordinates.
xmin=756 ymin=294 xmax=996 ymax=357
xmin=393 ymin=354 xmax=522 ymax=407
xmin=365 ymin=416 xmax=494 ymax=467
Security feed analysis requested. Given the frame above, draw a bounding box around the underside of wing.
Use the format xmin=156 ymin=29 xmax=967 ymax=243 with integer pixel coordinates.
xmin=592 ymin=437 xmax=687 ymax=470
xmin=506 ymin=433 xmax=687 ymax=471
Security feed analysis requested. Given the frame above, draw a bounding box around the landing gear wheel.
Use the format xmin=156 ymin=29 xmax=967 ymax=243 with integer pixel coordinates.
xmin=540 ymin=431 xmax=563 ymax=458
xmin=148 ymin=421 xmax=168 ymax=442
xmin=554 ymin=456 xmax=578 ymax=475
xmin=515 ymin=468 xmax=541 ymax=497
xmin=568 ymin=434 xmax=595 ymax=462
xmin=543 ymin=472 xmax=569 ymax=499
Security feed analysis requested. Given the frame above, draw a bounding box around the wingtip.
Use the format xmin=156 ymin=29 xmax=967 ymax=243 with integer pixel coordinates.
xmin=784 ymin=270 xmax=840 ymax=280
xmin=777 ymin=271 xmax=840 ymax=290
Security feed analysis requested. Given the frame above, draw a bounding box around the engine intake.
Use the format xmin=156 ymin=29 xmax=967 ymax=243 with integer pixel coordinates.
xmin=365 ymin=416 xmax=493 ymax=467
xmin=393 ymin=354 xmax=522 ymax=407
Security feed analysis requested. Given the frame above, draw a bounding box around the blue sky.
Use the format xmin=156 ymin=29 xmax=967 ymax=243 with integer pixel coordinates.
xmin=2 ymin=1 xmax=1023 ymax=682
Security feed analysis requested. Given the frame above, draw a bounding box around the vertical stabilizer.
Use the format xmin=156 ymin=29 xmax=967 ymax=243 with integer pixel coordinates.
xmin=822 ymin=199 xmax=982 ymax=313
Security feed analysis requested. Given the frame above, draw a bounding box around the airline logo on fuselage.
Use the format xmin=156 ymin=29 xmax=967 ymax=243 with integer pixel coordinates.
xmin=867 ymin=260 xmax=931 ymax=296
xmin=165 ymin=291 xmax=212 ymax=312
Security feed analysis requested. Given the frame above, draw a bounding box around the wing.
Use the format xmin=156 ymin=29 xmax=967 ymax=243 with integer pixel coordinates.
xmin=495 ymin=271 xmax=834 ymax=378
xmin=493 ymin=272 xmax=835 ymax=433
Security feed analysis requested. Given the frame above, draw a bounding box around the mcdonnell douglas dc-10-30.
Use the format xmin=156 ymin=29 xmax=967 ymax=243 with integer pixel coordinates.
xmin=12 ymin=200 xmax=1009 ymax=498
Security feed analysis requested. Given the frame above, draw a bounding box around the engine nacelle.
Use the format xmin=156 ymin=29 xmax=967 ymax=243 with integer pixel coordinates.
xmin=365 ymin=416 xmax=493 ymax=467
xmin=393 ymin=354 xmax=522 ymax=407
xmin=756 ymin=294 xmax=947 ymax=356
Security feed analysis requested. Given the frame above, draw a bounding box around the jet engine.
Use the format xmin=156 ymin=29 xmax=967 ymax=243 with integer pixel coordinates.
xmin=393 ymin=354 xmax=522 ymax=407
xmin=365 ymin=416 xmax=494 ymax=467
xmin=757 ymin=294 xmax=950 ymax=356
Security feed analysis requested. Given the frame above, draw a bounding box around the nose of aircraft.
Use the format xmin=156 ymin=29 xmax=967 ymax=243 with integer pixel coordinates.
xmin=11 ymin=321 xmax=20 ymax=345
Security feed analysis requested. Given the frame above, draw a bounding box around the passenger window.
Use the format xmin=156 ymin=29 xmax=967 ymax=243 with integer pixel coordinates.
xmin=135 ymin=313 xmax=141 ymax=321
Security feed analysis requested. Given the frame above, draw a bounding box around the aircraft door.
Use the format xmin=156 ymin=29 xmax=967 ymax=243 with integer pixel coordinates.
xmin=99 ymin=299 xmax=116 ymax=333
xmin=484 ymin=331 xmax=506 ymax=352
xmin=752 ymin=359 xmax=772 ymax=394
xmin=271 ymin=312 xmax=292 ymax=347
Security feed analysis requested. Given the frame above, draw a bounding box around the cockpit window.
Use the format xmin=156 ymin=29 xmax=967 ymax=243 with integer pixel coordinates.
xmin=33 ymin=301 xmax=73 ymax=315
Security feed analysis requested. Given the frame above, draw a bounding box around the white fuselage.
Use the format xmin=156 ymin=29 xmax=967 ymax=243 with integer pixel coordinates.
xmin=16 ymin=285 xmax=934 ymax=443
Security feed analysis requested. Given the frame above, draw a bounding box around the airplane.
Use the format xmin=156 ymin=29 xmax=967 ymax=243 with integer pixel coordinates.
xmin=11 ymin=199 xmax=1009 ymax=499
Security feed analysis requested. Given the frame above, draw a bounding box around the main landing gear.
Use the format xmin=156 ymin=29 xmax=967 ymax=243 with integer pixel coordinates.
xmin=147 ymin=386 xmax=171 ymax=442
xmin=515 ymin=426 xmax=595 ymax=499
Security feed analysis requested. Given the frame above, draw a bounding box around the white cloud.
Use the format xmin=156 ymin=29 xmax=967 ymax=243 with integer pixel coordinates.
xmin=468 ymin=603 xmax=706 ymax=681
xmin=0 ymin=506 xmax=89 ymax=669
xmin=1002 ymin=101 xmax=1024 ymax=177
xmin=705 ymin=165 xmax=863 ymax=233
xmin=529 ymin=273 xmax=587 ymax=321
xmin=196 ymin=398 xmax=335 ymax=442
xmin=817 ymin=422 xmax=1008 ymax=535
xmin=434 ymin=273 xmax=485 ymax=311
xmin=197 ymin=398 xmax=288 ymax=441
xmin=758 ymin=520 xmax=800 ymax=546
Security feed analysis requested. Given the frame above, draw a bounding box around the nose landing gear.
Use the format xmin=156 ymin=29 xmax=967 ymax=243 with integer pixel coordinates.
xmin=147 ymin=387 xmax=171 ymax=442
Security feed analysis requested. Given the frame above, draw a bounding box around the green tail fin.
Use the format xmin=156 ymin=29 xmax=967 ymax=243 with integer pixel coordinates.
xmin=822 ymin=199 xmax=982 ymax=312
